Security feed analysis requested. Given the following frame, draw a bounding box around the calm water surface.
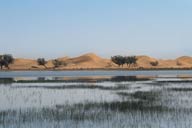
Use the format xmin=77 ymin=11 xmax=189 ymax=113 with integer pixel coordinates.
xmin=1 ymin=70 xmax=192 ymax=128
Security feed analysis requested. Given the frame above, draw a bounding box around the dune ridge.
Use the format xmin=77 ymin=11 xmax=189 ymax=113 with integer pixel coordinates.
xmin=6 ymin=53 xmax=192 ymax=70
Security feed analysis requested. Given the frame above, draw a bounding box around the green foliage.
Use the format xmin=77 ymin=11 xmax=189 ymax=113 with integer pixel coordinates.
xmin=111 ymin=55 xmax=125 ymax=67
xmin=125 ymin=56 xmax=137 ymax=67
xmin=37 ymin=58 xmax=47 ymax=68
xmin=111 ymin=55 xmax=137 ymax=67
xmin=3 ymin=54 xmax=14 ymax=64
xmin=0 ymin=54 xmax=14 ymax=69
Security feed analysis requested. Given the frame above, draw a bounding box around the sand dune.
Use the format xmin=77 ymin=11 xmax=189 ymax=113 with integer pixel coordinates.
xmin=136 ymin=56 xmax=158 ymax=68
xmin=176 ymin=56 xmax=192 ymax=67
xmin=56 ymin=53 xmax=114 ymax=69
xmin=158 ymin=59 xmax=178 ymax=68
xmin=5 ymin=53 xmax=192 ymax=70
xmin=10 ymin=58 xmax=53 ymax=70
xmin=10 ymin=58 xmax=38 ymax=70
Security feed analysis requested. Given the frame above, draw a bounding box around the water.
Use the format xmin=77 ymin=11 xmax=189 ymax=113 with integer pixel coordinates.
xmin=1 ymin=70 xmax=192 ymax=128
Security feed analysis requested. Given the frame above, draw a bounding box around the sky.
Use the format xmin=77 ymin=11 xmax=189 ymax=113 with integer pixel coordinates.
xmin=0 ymin=0 xmax=192 ymax=59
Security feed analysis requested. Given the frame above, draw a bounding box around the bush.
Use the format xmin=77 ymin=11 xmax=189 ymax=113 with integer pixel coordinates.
xmin=150 ymin=61 xmax=159 ymax=66
xmin=52 ymin=59 xmax=62 ymax=68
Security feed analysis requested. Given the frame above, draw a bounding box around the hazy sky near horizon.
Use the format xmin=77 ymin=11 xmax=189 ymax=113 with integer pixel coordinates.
xmin=0 ymin=0 xmax=192 ymax=59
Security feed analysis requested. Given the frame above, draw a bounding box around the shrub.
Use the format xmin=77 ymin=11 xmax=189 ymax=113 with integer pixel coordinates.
xmin=150 ymin=61 xmax=159 ymax=66
xmin=52 ymin=59 xmax=62 ymax=68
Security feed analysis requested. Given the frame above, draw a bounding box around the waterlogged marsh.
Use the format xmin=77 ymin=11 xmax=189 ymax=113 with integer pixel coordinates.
xmin=1 ymin=70 xmax=192 ymax=128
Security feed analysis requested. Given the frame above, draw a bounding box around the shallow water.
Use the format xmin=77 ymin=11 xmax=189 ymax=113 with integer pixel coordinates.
xmin=1 ymin=70 xmax=192 ymax=128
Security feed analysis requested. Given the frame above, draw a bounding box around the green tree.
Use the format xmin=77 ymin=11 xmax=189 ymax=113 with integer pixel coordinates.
xmin=0 ymin=54 xmax=14 ymax=69
xmin=130 ymin=56 xmax=137 ymax=67
xmin=125 ymin=56 xmax=132 ymax=67
xmin=111 ymin=55 xmax=125 ymax=67
xmin=37 ymin=58 xmax=47 ymax=69
xmin=122 ymin=56 xmax=138 ymax=68
xmin=111 ymin=55 xmax=137 ymax=68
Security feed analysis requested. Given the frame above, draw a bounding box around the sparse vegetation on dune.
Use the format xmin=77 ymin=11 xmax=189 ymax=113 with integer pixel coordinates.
xmin=150 ymin=61 xmax=159 ymax=66
xmin=0 ymin=53 xmax=192 ymax=70
xmin=52 ymin=59 xmax=62 ymax=68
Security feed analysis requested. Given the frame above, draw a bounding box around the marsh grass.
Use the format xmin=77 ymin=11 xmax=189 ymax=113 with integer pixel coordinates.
xmin=1 ymin=74 xmax=192 ymax=128
xmin=1 ymin=99 xmax=192 ymax=128
xmin=168 ymin=88 xmax=192 ymax=91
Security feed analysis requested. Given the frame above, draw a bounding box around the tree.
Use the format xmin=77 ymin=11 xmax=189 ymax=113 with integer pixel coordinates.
xmin=111 ymin=55 xmax=125 ymax=67
xmin=130 ymin=56 xmax=137 ymax=67
xmin=125 ymin=56 xmax=132 ymax=67
xmin=0 ymin=54 xmax=14 ymax=69
xmin=37 ymin=58 xmax=47 ymax=69
xmin=111 ymin=55 xmax=137 ymax=68
xmin=52 ymin=59 xmax=62 ymax=68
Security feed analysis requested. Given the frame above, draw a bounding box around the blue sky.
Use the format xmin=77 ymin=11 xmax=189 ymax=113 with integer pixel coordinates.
xmin=0 ymin=0 xmax=192 ymax=59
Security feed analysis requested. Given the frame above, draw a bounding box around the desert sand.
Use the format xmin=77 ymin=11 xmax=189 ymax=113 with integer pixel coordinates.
xmin=5 ymin=53 xmax=192 ymax=70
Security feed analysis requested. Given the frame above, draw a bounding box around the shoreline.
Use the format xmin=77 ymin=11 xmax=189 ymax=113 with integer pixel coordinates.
xmin=1 ymin=67 xmax=192 ymax=71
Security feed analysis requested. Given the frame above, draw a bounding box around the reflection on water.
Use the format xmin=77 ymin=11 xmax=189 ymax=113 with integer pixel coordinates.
xmin=1 ymin=71 xmax=192 ymax=128
xmin=0 ymin=76 xmax=152 ymax=84
xmin=0 ymin=78 xmax=14 ymax=84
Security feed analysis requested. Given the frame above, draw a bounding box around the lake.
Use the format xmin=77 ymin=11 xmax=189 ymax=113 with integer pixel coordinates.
xmin=1 ymin=70 xmax=192 ymax=128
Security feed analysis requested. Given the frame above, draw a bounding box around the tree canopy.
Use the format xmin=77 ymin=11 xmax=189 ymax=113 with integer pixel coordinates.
xmin=111 ymin=55 xmax=137 ymax=67
xmin=37 ymin=58 xmax=47 ymax=68
xmin=0 ymin=54 xmax=14 ymax=69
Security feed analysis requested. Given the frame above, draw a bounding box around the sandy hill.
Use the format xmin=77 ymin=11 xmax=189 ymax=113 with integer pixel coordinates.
xmin=158 ymin=59 xmax=178 ymax=68
xmin=56 ymin=56 xmax=69 ymax=61
xmin=57 ymin=53 xmax=114 ymax=69
xmin=10 ymin=58 xmax=38 ymax=70
xmin=4 ymin=53 xmax=192 ymax=70
xmin=137 ymin=56 xmax=192 ymax=69
xmin=10 ymin=58 xmax=54 ymax=70
xmin=136 ymin=56 xmax=157 ymax=68
xmin=176 ymin=56 xmax=192 ymax=67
